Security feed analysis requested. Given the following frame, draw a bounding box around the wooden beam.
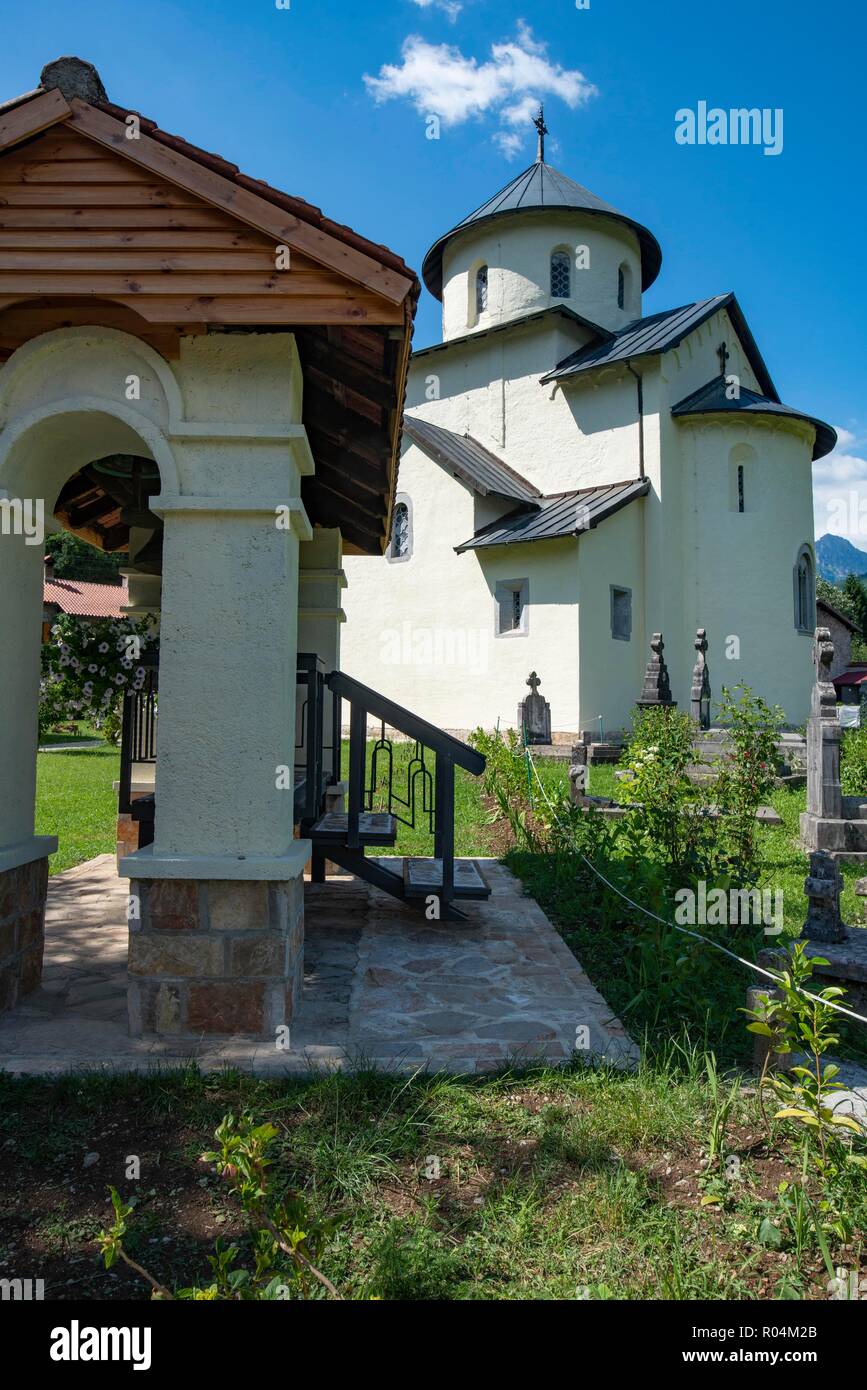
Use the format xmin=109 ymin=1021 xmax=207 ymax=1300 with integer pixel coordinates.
xmin=0 ymin=90 xmax=71 ymax=155
xmin=303 ymin=480 xmax=384 ymax=538
xmin=306 ymin=433 xmax=389 ymax=492
xmin=66 ymin=100 xmax=414 ymax=307
xmin=294 ymin=328 xmax=398 ymax=411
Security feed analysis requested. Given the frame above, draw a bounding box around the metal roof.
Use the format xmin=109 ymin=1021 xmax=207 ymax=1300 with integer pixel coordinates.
xmin=540 ymin=293 xmax=778 ymax=399
xmin=671 ymin=376 xmax=837 ymax=461
xmin=404 ymin=416 xmax=541 ymax=504
xmin=455 ymin=478 xmax=649 ymax=552
xmin=412 ymin=304 xmax=610 ymax=361
xmin=422 ymin=160 xmax=662 ymax=300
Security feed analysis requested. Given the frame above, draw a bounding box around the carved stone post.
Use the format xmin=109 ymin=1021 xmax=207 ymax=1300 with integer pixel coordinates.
xmin=802 ymin=848 xmax=847 ymax=944
xmin=806 ymin=627 xmax=842 ymax=822
xmin=518 ymin=671 xmax=552 ymax=745
xmin=690 ymin=628 xmax=711 ymax=729
xmin=636 ymin=633 xmax=676 ymax=710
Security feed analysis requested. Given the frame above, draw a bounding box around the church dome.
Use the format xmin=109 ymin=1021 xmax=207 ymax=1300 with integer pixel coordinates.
xmin=422 ymin=158 xmax=662 ymax=302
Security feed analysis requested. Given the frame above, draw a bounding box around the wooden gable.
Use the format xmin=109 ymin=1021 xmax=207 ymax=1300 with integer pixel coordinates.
xmin=0 ymin=78 xmax=418 ymax=555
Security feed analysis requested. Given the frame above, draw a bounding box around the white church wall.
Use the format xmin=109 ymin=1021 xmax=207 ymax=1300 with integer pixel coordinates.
xmin=341 ymin=440 xmax=580 ymax=732
xmin=576 ymin=498 xmax=646 ymax=735
xmin=410 ymin=326 xmax=643 ymax=496
xmin=440 ymin=212 xmax=642 ymax=340
xmin=671 ymin=416 xmax=815 ymax=724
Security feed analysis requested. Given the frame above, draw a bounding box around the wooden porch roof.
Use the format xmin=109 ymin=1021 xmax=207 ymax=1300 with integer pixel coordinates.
xmin=0 ymin=59 xmax=420 ymax=555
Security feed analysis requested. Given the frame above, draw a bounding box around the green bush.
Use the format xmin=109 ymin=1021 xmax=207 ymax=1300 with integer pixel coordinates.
xmin=841 ymin=724 xmax=867 ymax=796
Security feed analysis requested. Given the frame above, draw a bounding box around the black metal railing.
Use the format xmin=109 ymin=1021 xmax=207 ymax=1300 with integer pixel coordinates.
xmin=118 ymin=655 xmax=158 ymax=849
xmin=326 ymin=669 xmax=485 ymax=910
xmin=295 ymin=653 xmax=341 ymax=825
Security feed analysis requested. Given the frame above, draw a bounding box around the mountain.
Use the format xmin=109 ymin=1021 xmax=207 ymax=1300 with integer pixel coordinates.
xmin=816 ymin=534 xmax=867 ymax=584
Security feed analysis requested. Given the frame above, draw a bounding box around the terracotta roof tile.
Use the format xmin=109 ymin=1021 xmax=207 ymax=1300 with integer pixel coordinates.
xmin=44 ymin=578 xmax=127 ymax=619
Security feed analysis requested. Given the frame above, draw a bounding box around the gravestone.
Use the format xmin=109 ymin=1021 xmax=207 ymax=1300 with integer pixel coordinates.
xmin=518 ymin=671 xmax=551 ymax=745
xmin=806 ymin=628 xmax=842 ymax=821
xmin=803 ymin=849 xmax=847 ymax=944
xmin=797 ymin=626 xmax=867 ymax=857
xmin=636 ymin=633 xmax=676 ymax=710
xmin=690 ymin=628 xmax=711 ymax=729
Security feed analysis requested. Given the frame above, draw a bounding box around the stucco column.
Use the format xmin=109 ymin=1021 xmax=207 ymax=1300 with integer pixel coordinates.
xmin=119 ymin=493 xmax=313 ymax=1040
xmin=298 ymin=527 xmax=346 ymax=787
xmin=123 ymin=494 xmax=312 ymax=873
xmin=0 ymin=498 xmax=57 ymax=1012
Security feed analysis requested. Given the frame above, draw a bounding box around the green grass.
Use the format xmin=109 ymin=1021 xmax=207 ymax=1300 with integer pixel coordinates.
xmin=1 ymin=1057 xmax=864 ymax=1301
xmin=35 ymin=744 xmax=120 ymax=874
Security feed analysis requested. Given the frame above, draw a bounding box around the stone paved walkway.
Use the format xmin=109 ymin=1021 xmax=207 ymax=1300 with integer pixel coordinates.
xmin=0 ymin=854 xmax=639 ymax=1076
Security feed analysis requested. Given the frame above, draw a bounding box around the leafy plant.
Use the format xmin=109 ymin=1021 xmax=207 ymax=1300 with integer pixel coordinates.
xmin=40 ymin=613 xmax=156 ymax=737
xmin=744 ymin=942 xmax=866 ymax=1173
xmin=710 ymin=685 xmax=784 ymax=885
xmin=98 ymin=1112 xmax=342 ymax=1300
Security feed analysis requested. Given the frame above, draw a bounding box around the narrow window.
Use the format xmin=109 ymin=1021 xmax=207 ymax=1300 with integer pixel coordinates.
xmin=550 ymin=250 xmax=571 ymax=299
xmin=512 ymin=589 xmax=523 ymax=630
xmin=476 ymin=265 xmax=488 ymax=316
xmin=388 ymin=496 xmax=412 ymax=563
xmin=610 ymin=585 xmax=632 ymax=641
xmin=496 ymin=578 xmax=529 ymax=637
xmin=737 ymin=464 xmax=745 ymax=513
xmin=794 ymin=545 xmax=815 ymax=632
xmin=617 ymin=266 xmax=625 ymax=310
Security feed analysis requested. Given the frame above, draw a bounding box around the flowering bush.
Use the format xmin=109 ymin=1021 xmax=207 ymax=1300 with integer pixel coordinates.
xmin=40 ymin=613 xmax=157 ymax=739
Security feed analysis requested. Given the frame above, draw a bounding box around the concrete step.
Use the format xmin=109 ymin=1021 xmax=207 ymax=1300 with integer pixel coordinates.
xmin=310 ymin=811 xmax=397 ymax=846
xmin=402 ymin=857 xmax=491 ymax=901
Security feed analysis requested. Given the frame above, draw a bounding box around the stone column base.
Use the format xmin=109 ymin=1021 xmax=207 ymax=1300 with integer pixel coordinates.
xmin=127 ymin=877 xmax=304 ymax=1039
xmin=0 ymin=856 xmax=49 ymax=1012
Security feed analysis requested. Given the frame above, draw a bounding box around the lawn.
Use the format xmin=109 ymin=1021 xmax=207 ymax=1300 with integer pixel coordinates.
xmin=35 ymin=743 xmax=120 ymax=874
xmin=1 ymin=1056 xmax=864 ymax=1302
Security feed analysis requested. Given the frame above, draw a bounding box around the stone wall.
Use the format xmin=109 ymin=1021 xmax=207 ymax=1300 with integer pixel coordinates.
xmin=127 ymin=878 xmax=304 ymax=1039
xmin=0 ymin=856 xmax=49 ymax=1011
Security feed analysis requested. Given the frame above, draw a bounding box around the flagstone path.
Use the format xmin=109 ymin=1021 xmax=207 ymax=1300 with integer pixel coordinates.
xmin=0 ymin=854 xmax=639 ymax=1076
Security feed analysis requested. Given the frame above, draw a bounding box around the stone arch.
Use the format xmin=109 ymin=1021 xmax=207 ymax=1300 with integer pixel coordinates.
xmin=0 ymin=325 xmax=186 ymax=445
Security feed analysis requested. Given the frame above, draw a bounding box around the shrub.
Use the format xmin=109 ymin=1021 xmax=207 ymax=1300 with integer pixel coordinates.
xmin=841 ymin=724 xmax=867 ymax=796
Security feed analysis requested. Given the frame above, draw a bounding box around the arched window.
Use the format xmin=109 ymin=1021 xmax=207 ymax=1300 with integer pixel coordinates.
xmin=550 ymin=250 xmax=571 ymax=299
xmin=794 ymin=544 xmax=815 ymax=633
xmin=388 ymin=495 xmax=412 ymax=563
xmin=475 ymin=265 xmax=488 ymax=317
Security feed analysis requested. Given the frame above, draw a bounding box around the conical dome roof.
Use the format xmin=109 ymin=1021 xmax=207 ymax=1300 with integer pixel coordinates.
xmin=422 ymin=160 xmax=662 ymax=301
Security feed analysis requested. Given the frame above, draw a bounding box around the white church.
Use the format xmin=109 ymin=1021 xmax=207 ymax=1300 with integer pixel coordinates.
xmin=342 ymin=113 xmax=834 ymax=738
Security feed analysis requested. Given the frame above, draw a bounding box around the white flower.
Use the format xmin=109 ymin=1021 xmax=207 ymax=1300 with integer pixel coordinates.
xmin=98 ymin=642 xmax=109 ymax=654
xmin=88 ymin=664 xmax=98 ymax=674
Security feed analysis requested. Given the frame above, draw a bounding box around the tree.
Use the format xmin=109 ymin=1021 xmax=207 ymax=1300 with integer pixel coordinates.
xmin=842 ymin=574 xmax=867 ymax=641
xmin=45 ymin=532 xmax=127 ymax=584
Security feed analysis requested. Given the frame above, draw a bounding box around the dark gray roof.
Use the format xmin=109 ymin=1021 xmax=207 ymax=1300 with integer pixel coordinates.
xmin=403 ymin=416 xmax=541 ymax=504
xmin=541 ymin=293 xmax=777 ymax=399
xmin=422 ymin=160 xmax=662 ymax=300
xmin=455 ymin=478 xmax=649 ymax=552
xmin=412 ymin=304 xmax=610 ymax=360
xmin=672 ymin=376 xmax=836 ymax=461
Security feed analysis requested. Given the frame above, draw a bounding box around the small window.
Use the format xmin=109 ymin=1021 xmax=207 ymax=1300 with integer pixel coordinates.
xmin=387 ymin=495 xmax=412 ymax=563
xmin=550 ymin=250 xmax=571 ymax=299
xmin=495 ymin=578 xmax=529 ymax=637
xmin=737 ymin=464 xmax=745 ymax=513
xmin=794 ymin=545 xmax=815 ymax=633
xmin=610 ymin=585 xmax=632 ymax=641
xmin=617 ymin=266 xmax=625 ymax=310
xmin=476 ymin=265 xmax=488 ymax=316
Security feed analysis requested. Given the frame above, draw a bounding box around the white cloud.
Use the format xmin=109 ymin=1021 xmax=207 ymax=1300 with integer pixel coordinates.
xmin=410 ymin=0 xmax=463 ymax=20
xmin=814 ymin=441 xmax=867 ymax=546
xmin=364 ymin=22 xmax=597 ymax=157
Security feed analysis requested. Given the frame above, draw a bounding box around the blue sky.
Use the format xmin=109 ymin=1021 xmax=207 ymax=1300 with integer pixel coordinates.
xmin=2 ymin=0 xmax=865 ymax=543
